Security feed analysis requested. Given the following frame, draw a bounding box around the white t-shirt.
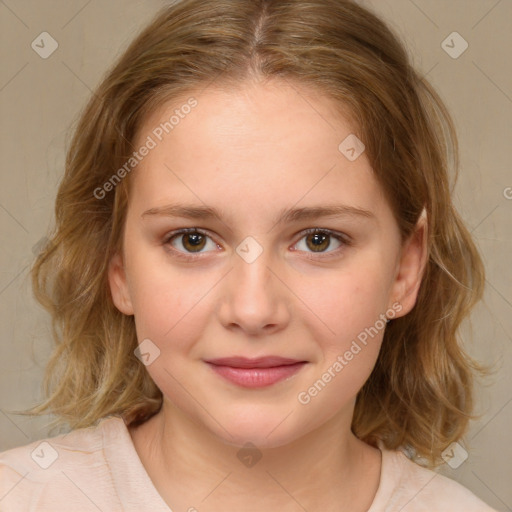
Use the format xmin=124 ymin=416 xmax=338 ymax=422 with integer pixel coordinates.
xmin=0 ymin=415 xmax=497 ymax=511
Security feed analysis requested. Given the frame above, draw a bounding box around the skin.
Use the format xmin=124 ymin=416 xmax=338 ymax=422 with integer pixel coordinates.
xmin=108 ymin=78 xmax=427 ymax=512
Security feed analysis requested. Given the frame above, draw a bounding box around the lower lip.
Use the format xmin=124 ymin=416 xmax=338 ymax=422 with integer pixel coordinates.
xmin=206 ymin=362 xmax=306 ymax=388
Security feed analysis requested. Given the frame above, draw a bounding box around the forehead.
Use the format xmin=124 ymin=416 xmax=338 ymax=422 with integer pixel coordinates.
xmin=128 ymin=79 xmax=389 ymax=224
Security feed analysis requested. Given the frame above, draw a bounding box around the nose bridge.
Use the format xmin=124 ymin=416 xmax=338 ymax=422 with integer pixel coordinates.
xmin=217 ymin=236 xmax=290 ymax=334
xmin=232 ymin=238 xmax=276 ymax=305
xmin=236 ymin=241 xmax=273 ymax=290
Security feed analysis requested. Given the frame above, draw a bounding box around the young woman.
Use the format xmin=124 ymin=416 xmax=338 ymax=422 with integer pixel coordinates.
xmin=0 ymin=1 xmax=497 ymax=510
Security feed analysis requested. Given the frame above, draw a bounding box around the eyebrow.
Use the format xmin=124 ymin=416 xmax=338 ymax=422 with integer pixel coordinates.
xmin=141 ymin=203 xmax=375 ymax=224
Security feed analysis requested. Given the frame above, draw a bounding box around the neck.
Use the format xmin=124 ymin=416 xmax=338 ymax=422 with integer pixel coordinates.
xmin=129 ymin=399 xmax=382 ymax=512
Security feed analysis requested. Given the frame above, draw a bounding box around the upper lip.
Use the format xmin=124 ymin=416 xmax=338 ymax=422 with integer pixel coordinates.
xmin=205 ymin=356 xmax=306 ymax=368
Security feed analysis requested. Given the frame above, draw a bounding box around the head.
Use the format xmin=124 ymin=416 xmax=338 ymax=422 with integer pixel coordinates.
xmin=28 ymin=0 xmax=485 ymax=466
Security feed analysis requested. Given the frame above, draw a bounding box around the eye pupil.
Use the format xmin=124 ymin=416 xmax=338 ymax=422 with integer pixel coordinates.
xmin=307 ymin=232 xmax=330 ymax=252
xmin=183 ymin=233 xmax=206 ymax=252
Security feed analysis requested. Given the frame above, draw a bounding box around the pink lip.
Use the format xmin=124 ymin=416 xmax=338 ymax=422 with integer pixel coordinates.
xmin=205 ymin=357 xmax=307 ymax=388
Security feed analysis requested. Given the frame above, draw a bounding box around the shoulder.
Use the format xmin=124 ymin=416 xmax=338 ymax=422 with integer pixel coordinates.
xmin=0 ymin=415 xmax=125 ymax=511
xmin=372 ymin=448 xmax=498 ymax=512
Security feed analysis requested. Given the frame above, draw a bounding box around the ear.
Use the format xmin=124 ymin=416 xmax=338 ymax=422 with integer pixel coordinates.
xmin=389 ymin=208 xmax=428 ymax=317
xmin=108 ymin=252 xmax=134 ymax=315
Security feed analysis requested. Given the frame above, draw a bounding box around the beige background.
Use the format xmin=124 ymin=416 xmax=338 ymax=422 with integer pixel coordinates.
xmin=0 ymin=0 xmax=510 ymax=509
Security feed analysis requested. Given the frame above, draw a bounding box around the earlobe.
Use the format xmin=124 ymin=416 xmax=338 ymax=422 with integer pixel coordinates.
xmin=108 ymin=252 xmax=134 ymax=315
xmin=390 ymin=208 xmax=428 ymax=317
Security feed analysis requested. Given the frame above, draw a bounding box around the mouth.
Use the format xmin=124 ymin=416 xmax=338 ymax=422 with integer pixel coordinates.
xmin=204 ymin=356 xmax=308 ymax=388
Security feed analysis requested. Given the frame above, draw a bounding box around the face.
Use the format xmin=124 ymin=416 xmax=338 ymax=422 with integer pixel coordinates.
xmin=109 ymin=79 xmax=426 ymax=449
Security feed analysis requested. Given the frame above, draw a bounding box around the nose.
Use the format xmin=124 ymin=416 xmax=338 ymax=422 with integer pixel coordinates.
xmin=216 ymin=246 xmax=291 ymax=337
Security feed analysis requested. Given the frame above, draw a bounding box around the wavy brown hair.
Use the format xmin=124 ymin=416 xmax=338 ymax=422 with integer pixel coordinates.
xmin=16 ymin=0 xmax=487 ymax=466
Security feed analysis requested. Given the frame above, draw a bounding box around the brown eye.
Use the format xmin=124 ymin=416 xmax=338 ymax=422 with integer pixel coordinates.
xmin=180 ymin=232 xmax=207 ymax=252
xmin=165 ymin=228 xmax=217 ymax=256
xmin=305 ymin=231 xmax=331 ymax=252
xmin=293 ymin=228 xmax=349 ymax=257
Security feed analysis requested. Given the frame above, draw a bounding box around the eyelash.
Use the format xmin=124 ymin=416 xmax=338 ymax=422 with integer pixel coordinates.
xmin=162 ymin=227 xmax=352 ymax=261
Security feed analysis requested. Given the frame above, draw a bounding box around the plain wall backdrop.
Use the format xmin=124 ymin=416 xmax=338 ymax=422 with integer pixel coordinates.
xmin=0 ymin=0 xmax=510 ymax=510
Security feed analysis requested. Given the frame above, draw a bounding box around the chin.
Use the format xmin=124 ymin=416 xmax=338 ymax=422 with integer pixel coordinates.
xmin=207 ymin=411 xmax=311 ymax=450
xmin=218 ymin=429 xmax=296 ymax=450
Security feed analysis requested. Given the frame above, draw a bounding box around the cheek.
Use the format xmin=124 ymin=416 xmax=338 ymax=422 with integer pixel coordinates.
xmin=289 ymin=262 xmax=390 ymax=407
xmin=125 ymin=246 xmax=213 ymax=346
xmin=293 ymin=272 xmax=387 ymax=414
xmin=295 ymin=337 xmax=382 ymax=432
xmin=291 ymin=261 xmax=392 ymax=347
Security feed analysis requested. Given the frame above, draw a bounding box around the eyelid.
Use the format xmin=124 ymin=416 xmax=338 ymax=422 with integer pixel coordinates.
xmin=298 ymin=227 xmax=351 ymax=244
xmin=163 ymin=227 xmax=221 ymax=260
xmin=162 ymin=227 xmax=216 ymax=244
xmin=291 ymin=227 xmax=352 ymax=259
